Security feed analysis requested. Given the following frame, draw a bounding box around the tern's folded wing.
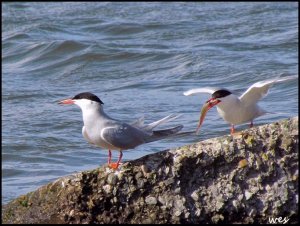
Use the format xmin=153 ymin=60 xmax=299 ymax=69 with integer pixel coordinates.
xmin=101 ymin=124 xmax=147 ymax=150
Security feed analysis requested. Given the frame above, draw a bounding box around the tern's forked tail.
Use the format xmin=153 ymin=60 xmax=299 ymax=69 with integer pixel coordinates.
xmin=145 ymin=125 xmax=182 ymax=142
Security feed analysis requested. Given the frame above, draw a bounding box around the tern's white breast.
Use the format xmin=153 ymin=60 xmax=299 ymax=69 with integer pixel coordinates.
xmin=216 ymin=95 xmax=265 ymax=125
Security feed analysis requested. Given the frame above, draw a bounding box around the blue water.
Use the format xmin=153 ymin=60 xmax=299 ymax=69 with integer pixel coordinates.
xmin=2 ymin=2 xmax=298 ymax=204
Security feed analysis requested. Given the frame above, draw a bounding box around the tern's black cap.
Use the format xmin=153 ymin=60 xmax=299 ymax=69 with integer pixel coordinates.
xmin=212 ymin=89 xmax=232 ymax=99
xmin=73 ymin=92 xmax=104 ymax=104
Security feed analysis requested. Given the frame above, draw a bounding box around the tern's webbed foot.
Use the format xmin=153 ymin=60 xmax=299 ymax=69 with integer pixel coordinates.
xmin=108 ymin=162 xmax=120 ymax=169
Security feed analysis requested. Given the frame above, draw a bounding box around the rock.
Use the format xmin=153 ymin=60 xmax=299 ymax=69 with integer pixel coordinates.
xmin=106 ymin=173 xmax=118 ymax=185
xmin=245 ymin=190 xmax=253 ymax=200
xmin=2 ymin=117 xmax=298 ymax=224
xmin=191 ymin=190 xmax=199 ymax=201
xmin=102 ymin=184 xmax=112 ymax=194
xmin=145 ymin=196 xmax=157 ymax=205
xmin=211 ymin=214 xmax=224 ymax=223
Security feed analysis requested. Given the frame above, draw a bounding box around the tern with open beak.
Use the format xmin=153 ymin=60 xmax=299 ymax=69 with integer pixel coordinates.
xmin=183 ymin=75 xmax=297 ymax=134
xmin=59 ymin=92 xmax=187 ymax=169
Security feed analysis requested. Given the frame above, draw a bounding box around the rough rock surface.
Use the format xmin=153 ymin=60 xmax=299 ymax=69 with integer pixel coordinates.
xmin=2 ymin=117 xmax=298 ymax=224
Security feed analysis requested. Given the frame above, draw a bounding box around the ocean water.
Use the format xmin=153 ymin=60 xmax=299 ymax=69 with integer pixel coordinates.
xmin=2 ymin=2 xmax=298 ymax=204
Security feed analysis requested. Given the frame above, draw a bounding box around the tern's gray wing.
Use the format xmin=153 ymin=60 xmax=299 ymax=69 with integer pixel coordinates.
xmin=183 ymin=87 xmax=221 ymax=96
xmin=101 ymin=123 xmax=148 ymax=150
xmin=239 ymin=75 xmax=298 ymax=105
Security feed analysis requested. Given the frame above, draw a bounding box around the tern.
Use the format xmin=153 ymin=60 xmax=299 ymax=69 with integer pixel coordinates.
xmin=183 ymin=75 xmax=297 ymax=134
xmin=59 ymin=92 xmax=187 ymax=169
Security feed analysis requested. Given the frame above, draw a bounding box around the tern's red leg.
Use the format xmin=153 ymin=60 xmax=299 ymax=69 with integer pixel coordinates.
xmin=230 ymin=125 xmax=235 ymax=135
xmin=249 ymin=121 xmax=253 ymax=128
xmin=109 ymin=151 xmax=123 ymax=169
xmin=107 ymin=149 xmax=112 ymax=165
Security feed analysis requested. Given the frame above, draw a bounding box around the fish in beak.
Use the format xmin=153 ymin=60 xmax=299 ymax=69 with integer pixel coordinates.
xmin=196 ymin=98 xmax=221 ymax=134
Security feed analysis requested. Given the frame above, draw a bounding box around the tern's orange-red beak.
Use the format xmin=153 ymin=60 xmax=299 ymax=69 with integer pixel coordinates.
xmin=58 ymin=99 xmax=75 ymax=105
xmin=196 ymin=98 xmax=221 ymax=134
